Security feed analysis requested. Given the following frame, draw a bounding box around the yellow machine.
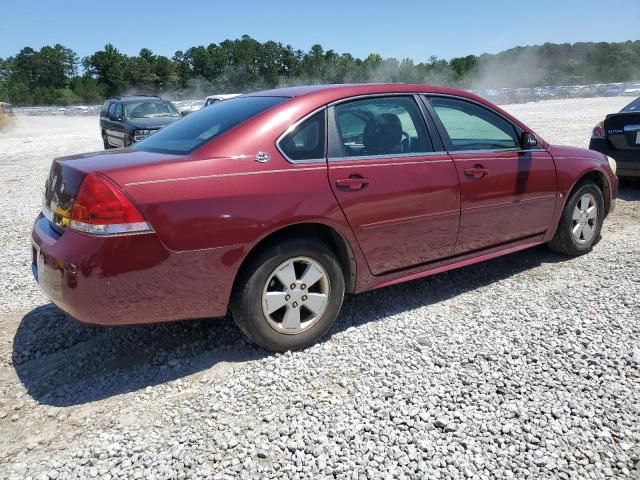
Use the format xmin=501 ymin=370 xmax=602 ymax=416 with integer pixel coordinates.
xmin=0 ymin=102 xmax=15 ymax=129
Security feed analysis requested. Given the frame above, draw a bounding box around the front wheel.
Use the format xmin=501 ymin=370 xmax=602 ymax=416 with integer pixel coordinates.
xmin=548 ymin=180 xmax=604 ymax=256
xmin=231 ymin=238 xmax=345 ymax=352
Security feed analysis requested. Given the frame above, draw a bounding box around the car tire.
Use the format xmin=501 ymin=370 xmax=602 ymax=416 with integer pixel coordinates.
xmin=548 ymin=180 xmax=604 ymax=256
xmin=102 ymin=132 xmax=110 ymax=150
xmin=231 ymin=238 xmax=345 ymax=352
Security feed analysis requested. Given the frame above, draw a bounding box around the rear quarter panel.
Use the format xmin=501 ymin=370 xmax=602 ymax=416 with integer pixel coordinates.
xmin=104 ymin=96 xmax=375 ymax=300
xmin=121 ymin=160 xmax=349 ymax=253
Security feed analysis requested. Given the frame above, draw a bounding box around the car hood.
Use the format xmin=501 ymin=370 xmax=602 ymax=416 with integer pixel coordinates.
xmin=127 ymin=117 xmax=180 ymax=129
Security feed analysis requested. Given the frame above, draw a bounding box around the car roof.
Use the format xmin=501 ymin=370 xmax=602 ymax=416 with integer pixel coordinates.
xmin=108 ymin=95 xmax=164 ymax=103
xmin=231 ymin=82 xmax=548 ymax=150
xmin=246 ymin=83 xmax=478 ymax=100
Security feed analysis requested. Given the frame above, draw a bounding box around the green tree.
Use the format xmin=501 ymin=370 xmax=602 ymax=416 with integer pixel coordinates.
xmin=83 ymin=43 xmax=127 ymax=97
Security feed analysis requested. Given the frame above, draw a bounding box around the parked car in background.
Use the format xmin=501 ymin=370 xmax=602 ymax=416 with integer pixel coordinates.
xmin=175 ymin=99 xmax=205 ymax=116
xmin=505 ymin=88 xmax=539 ymax=104
xmin=593 ymin=84 xmax=608 ymax=96
xmin=603 ymin=85 xmax=625 ymax=97
xmin=100 ymin=96 xmax=182 ymax=149
xmin=33 ymin=83 xmax=617 ymax=352
xmin=578 ymin=85 xmax=599 ymax=98
xmin=623 ymin=84 xmax=640 ymax=97
xmin=590 ymin=96 xmax=640 ymax=177
xmin=482 ymin=89 xmax=510 ymax=105
xmin=538 ymin=86 xmax=560 ymax=100
xmin=204 ymin=94 xmax=242 ymax=107
xmin=0 ymin=102 xmax=15 ymax=129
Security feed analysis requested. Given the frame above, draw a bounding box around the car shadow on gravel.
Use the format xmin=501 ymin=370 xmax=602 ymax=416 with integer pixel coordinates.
xmin=618 ymin=179 xmax=640 ymax=200
xmin=13 ymin=306 xmax=266 ymax=407
xmin=332 ymin=244 xmax=569 ymax=337
xmin=14 ymin=244 xmax=569 ymax=407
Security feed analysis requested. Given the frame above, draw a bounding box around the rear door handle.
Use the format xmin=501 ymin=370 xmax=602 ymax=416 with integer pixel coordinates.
xmin=336 ymin=175 xmax=370 ymax=191
xmin=464 ymin=165 xmax=489 ymax=179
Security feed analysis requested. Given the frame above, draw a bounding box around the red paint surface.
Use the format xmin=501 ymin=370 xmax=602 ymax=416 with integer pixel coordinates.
xmin=32 ymin=84 xmax=618 ymax=326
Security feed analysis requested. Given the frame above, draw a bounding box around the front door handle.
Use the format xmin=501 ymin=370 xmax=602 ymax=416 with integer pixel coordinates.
xmin=464 ymin=165 xmax=489 ymax=179
xmin=336 ymin=175 xmax=370 ymax=191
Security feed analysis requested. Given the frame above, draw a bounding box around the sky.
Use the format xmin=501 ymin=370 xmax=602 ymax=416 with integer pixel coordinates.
xmin=2 ymin=0 xmax=639 ymax=61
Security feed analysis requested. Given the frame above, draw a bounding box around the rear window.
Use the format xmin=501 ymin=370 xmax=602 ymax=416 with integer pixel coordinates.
xmin=133 ymin=96 xmax=287 ymax=154
xmin=622 ymin=98 xmax=640 ymax=112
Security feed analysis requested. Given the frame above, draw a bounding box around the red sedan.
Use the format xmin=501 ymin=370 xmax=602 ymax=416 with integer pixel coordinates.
xmin=32 ymin=84 xmax=618 ymax=351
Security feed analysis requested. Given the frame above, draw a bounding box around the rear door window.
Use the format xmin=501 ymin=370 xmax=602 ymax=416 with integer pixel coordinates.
xmin=133 ymin=96 xmax=287 ymax=155
xmin=278 ymin=110 xmax=326 ymax=162
xmin=331 ymin=96 xmax=432 ymax=158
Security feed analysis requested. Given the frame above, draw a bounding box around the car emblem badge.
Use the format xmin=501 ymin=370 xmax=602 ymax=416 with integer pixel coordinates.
xmin=256 ymin=152 xmax=270 ymax=163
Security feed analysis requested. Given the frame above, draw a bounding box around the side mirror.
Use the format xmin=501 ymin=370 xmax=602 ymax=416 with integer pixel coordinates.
xmin=181 ymin=110 xmax=189 ymax=117
xmin=521 ymin=132 xmax=538 ymax=149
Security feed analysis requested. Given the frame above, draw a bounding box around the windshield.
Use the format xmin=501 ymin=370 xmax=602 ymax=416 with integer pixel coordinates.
xmin=124 ymin=101 xmax=181 ymax=119
xmin=133 ymin=96 xmax=287 ymax=155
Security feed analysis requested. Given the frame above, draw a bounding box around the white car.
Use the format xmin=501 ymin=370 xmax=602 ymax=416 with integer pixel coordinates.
xmin=623 ymin=85 xmax=640 ymax=97
xmin=175 ymin=100 xmax=205 ymax=115
xmin=204 ymin=94 xmax=242 ymax=107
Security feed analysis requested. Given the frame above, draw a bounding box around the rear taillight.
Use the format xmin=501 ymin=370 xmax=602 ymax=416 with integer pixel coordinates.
xmin=592 ymin=121 xmax=604 ymax=138
xmin=69 ymin=173 xmax=150 ymax=235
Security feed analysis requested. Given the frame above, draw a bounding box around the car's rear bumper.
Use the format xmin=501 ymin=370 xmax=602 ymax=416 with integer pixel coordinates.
xmin=31 ymin=214 xmax=235 ymax=326
xmin=590 ymin=138 xmax=640 ymax=177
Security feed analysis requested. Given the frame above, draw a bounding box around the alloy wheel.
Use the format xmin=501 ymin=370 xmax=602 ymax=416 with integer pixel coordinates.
xmin=262 ymin=257 xmax=331 ymax=334
xmin=572 ymin=193 xmax=598 ymax=244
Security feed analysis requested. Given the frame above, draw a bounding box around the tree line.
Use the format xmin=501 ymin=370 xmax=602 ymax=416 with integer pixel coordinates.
xmin=1 ymin=36 xmax=639 ymax=106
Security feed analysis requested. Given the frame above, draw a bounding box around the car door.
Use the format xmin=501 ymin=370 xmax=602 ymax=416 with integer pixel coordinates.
xmin=326 ymin=95 xmax=460 ymax=275
xmin=111 ymin=103 xmax=125 ymax=147
xmin=105 ymin=103 xmax=120 ymax=147
xmin=424 ymin=95 xmax=557 ymax=254
xmin=99 ymin=101 xmax=110 ymax=136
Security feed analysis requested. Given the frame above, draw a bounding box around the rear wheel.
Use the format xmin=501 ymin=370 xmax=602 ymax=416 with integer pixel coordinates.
xmin=548 ymin=180 xmax=604 ymax=256
xmin=231 ymin=238 xmax=345 ymax=352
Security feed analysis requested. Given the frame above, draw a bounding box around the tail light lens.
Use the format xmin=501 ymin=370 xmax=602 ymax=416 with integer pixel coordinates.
xmin=592 ymin=121 xmax=604 ymax=138
xmin=69 ymin=173 xmax=150 ymax=235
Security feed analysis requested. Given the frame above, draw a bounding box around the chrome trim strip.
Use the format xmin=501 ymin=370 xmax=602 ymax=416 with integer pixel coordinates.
xmin=327 ymin=92 xmax=420 ymax=107
xmin=125 ymin=166 xmax=327 ymax=187
xmin=275 ymin=91 xmax=547 ymax=163
xmin=449 ymin=148 xmax=546 ymax=155
xmin=329 ymin=151 xmax=448 ymax=162
xmin=275 ymin=106 xmax=327 ymax=164
xmin=329 ymin=148 xmax=546 ymax=162
xmin=330 ymin=159 xmax=451 ymax=169
xmin=461 ymin=194 xmax=557 ymax=213
xmin=623 ymin=124 xmax=640 ymax=133
xmin=361 ymin=209 xmax=459 ymax=230
xmin=69 ymin=220 xmax=151 ymax=235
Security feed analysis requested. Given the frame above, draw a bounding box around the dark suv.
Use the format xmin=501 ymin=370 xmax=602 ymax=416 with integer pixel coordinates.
xmin=100 ymin=96 xmax=182 ymax=149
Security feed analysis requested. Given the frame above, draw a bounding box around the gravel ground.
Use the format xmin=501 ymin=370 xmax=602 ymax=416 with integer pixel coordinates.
xmin=0 ymin=97 xmax=639 ymax=479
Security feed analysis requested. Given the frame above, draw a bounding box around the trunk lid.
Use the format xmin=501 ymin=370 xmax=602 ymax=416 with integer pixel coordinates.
xmin=604 ymin=112 xmax=640 ymax=151
xmin=42 ymin=149 xmax=182 ymax=232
